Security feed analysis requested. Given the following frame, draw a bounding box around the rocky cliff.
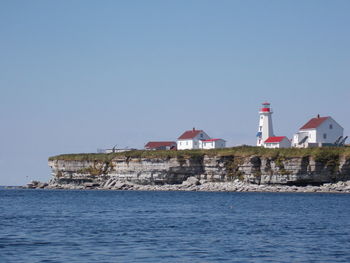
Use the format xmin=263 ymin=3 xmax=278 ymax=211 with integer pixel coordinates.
xmin=47 ymin=148 xmax=350 ymax=189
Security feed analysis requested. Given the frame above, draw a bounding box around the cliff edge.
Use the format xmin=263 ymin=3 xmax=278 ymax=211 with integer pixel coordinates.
xmin=46 ymin=147 xmax=350 ymax=190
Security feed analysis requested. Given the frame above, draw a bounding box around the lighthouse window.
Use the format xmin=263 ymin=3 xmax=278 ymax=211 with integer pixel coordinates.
xmin=329 ymin=124 xmax=333 ymax=129
xmin=259 ymin=126 xmax=262 ymax=131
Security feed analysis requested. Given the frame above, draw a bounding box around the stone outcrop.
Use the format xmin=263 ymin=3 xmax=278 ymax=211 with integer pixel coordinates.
xmin=26 ymin=181 xmax=48 ymax=189
xmin=45 ymin=154 xmax=350 ymax=191
xmin=27 ymin=178 xmax=350 ymax=193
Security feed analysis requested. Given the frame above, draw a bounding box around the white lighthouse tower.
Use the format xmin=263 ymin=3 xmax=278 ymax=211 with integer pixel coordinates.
xmin=256 ymin=102 xmax=275 ymax=146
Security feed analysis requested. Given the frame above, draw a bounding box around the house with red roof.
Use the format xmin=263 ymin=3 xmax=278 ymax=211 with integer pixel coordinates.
xmin=264 ymin=136 xmax=291 ymax=148
xmin=177 ymin=128 xmax=226 ymax=150
xmin=145 ymin=141 xmax=177 ymax=150
xmin=292 ymin=115 xmax=344 ymax=148
xmin=199 ymin=138 xmax=226 ymax=149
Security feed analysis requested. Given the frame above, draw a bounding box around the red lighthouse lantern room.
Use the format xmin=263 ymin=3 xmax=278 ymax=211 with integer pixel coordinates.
xmin=260 ymin=102 xmax=271 ymax=112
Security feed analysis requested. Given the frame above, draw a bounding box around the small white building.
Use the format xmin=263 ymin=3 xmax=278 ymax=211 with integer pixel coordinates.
xmin=199 ymin=139 xmax=226 ymax=149
xmin=99 ymin=148 xmax=135 ymax=153
xmin=145 ymin=141 xmax=177 ymax=150
xmin=177 ymin=129 xmax=210 ymax=150
xmin=292 ymin=115 xmax=344 ymax=148
xmin=264 ymin=136 xmax=291 ymax=148
xmin=177 ymin=128 xmax=225 ymax=150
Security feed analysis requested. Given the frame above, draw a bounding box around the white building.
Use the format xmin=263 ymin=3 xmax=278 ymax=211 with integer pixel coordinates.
xmin=99 ymin=148 xmax=135 ymax=153
xmin=177 ymin=128 xmax=226 ymax=150
xmin=292 ymin=115 xmax=344 ymax=148
xmin=145 ymin=141 xmax=177 ymax=150
xmin=256 ymin=102 xmax=291 ymax=148
xmin=264 ymin=136 xmax=291 ymax=148
xmin=256 ymin=102 xmax=275 ymax=146
xmin=199 ymin=139 xmax=226 ymax=149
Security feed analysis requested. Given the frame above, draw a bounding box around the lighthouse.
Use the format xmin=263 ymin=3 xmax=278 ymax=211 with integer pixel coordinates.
xmin=256 ymin=102 xmax=275 ymax=146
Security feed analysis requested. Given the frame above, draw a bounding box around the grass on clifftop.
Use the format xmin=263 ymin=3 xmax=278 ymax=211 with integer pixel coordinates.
xmin=48 ymin=146 xmax=350 ymax=162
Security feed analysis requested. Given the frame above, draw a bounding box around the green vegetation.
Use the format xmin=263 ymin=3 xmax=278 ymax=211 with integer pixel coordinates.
xmin=225 ymin=156 xmax=245 ymax=180
xmin=313 ymin=150 xmax=341 ymax=173
xmin=48 ymin=146 xmax=350 ymax=162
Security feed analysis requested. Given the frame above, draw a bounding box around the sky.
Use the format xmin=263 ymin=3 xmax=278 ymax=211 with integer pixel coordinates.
xmin=1 ymin=0 xmax=349 ymax=185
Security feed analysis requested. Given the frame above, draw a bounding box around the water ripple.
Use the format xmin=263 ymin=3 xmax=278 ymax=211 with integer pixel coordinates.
xmin=0 ymin=190 xmax=350 ymax=262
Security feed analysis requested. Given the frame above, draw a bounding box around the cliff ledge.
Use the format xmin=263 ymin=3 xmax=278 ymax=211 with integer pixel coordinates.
xmin=47 ymin=147 xmax=350 ymax=189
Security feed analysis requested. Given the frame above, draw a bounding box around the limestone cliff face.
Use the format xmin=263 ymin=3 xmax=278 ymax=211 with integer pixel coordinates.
xmin=48 ymin=154 xmax=350 ymax=187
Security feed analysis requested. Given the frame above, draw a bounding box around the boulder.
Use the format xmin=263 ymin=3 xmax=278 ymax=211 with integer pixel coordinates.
xmin=37 ymin=183 xmax=48 ymax=189
xmin=113 ymin=182 xmax=127 ymax=190
xmin=182 ymin=176 xmax=200 ymax=186
xmin=84 ymin=182 xmax=100 ymax=188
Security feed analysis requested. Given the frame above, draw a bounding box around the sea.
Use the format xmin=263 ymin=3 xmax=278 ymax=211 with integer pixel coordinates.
xmin=0 ymin=190 xmax=350 ymax=263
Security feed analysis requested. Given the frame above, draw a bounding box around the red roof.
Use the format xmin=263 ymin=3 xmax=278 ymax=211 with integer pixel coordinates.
xmin=202 ymin=138 xmax=224 ymax=142
xmin=300 ymin=116 xmax=329 ymax=130
xmin=264 ymin=136 xmax=287 ymax=143
xmin=145 ymin=141 xmax=176 ymax=149
xmin=178 ymin=129 xmax=203 ymax=140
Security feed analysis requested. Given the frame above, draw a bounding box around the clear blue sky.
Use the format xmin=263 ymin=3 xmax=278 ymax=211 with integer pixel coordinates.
xmin=1 ymin=0 xmax=349 ymax=185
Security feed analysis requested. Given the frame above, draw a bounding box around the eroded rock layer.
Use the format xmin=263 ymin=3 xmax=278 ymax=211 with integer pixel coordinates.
xmin=48 ymin=154 xmax=350 ymax=188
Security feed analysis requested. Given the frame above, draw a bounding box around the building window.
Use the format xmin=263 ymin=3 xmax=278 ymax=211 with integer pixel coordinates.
xmin=323 ymin=133 xmax=327 ymax=139
xmin=329 ymin=124 xmax=333 ymax=129
xmin=259 ymin=126 xmax=262 ymax=131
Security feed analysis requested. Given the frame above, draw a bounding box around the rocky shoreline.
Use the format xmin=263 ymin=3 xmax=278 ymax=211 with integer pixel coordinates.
xmin=26 ymin=177 xmax=350 ymax=193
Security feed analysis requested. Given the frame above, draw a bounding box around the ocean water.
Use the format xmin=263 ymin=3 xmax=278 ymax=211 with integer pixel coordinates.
xmin=0 ymin=190 xmax=350 ymax=263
